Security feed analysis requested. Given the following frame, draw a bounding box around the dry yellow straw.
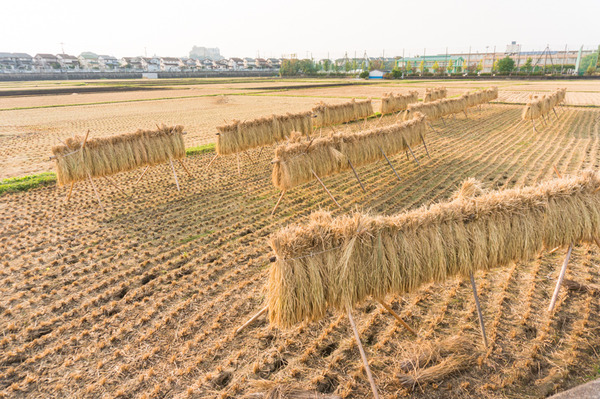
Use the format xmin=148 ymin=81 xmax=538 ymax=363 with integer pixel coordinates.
xmin=522 ymin=88 xmax=567 ymax=121
xmin=52 ymin=125 xmax=185 ymax=186
xmin=381 ymin=91 xmax=419 ymax=114
xmin=312 ymin=98 xmax=374 ymax=128
xmin=272 ymin=113 xmax=426 ymax=191
xmin=268 ymin=170 xmax=600 ymax=327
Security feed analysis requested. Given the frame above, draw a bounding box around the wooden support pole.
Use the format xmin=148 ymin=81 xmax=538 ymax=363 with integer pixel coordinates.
xmin=470 ymin=273 xmax=488 ymax=348
xmin=548 ymin=244 xmax=573 ymax=313
xmin=271 ymin=190 xmax=286 ymax=216
xmin=81 ymin=129 xmax=91 ymax=149
xmin=532 ymin=120 xmax=538 ymax=133
xmin=427 ymin=122 xmax=439 ymax=134
xmin=206 ymin=154 xmax=219 ymax=170
xmin=553 ymin=165 xmax=562 ymax=178
xmin=135 ymin=165 xmax=150 ymax=185
xmin=235 ymin=306 xmax=268 ymax=335
xmin=311 ymin=169 xmax=341 ymax=208
xmin=66 ymin=182 xmax=74 ymax=202
xmin=405 ymin=142 xmax=420 ymax=166
xmin=376 ymin=299 xmax=417 ymax=336
xmin=348 ymin=160 xmax=366 ymax=192
xmin=347 ymin=306 xmax=380 ymax=399
xmin=441 ymin=116 xmax=446 ymax=126
xmin=169 ymin=158 xmax=180 ymax=192
xmin=552 ymin=107 xmax=559 ymax=120
xmin=87 ymin=172 xmax=104 ymax=211
xmin=103 ymin=175 xmax=128 ymax=196
xmin=378 ymin=146 xmax=402 ymax=183
xmin=178 ymin=159 xmax=192 ymax=177
xmin=420 ymin=133 xmax=431 ymax=159
xmin=463 ymin=110 xmax=469 ymax=119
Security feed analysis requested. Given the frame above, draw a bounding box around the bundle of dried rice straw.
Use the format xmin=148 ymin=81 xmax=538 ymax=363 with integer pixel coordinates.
xmin=268 ymin=170 xmax=600 ymax=327
xmin=405 ymin=87 xmax=498 ymax=121
xmin=381 ymin=91 xmax=419 ymax=114
xmin=272 ymin=113 xmax=426 ymax=191
xmin=424 ymin=87 xmax=447 ymax=103
xmin=216 ymin=111 xmax=313 ymax=155
xmin=312 ymin=98 xmax=374 ymax=128
xmin=52 ymin=125 xmax=185 ymax=186
xmin=521 ymin=88 xmax=567 ymax=121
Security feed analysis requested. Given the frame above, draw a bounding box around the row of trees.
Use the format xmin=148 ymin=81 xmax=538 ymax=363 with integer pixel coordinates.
xmin=280 ymin=53 xmax=599 ymax=77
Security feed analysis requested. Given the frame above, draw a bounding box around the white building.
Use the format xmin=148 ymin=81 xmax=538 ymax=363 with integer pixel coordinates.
xmin=160 ymin=57 xmax=182 ymax=71
xmin=56 ymin=54 xmax=79 ymax=70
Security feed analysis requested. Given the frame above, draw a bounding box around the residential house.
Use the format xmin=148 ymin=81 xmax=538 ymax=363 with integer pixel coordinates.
xmin=34 ymin=54 xmax=60 ymax=70
xmin=160 ymin=57 xmax=181 ymax=71
xmin=214 ymin=59 xmax=229 ymax=70
xmin=141 ymin=57 xmax=160 ymax=72
xmin=243 ymin=58 xmax=255 ymax=69
xmin=181 ymin=57 xmax=201 ymax=71
xmin=254 ymin=58 xmax=268 ymax=69
xmin=98 ymin=55 xmax=119 ymax=70
xmin=120 ymin=57 xmax=144 ymax=70
xmin=56 ymin=54 xmax=79 ymax=70
xmin=0 ymin=52 xmax=17 ymax=70
xmin=202 ymin=59 xmax=214 ymax=69
xmin=78 ymin=52 xmax=100 ymax=70
xmin=267 ymin=58 xmax=281 ymax=69
xmin=13 ymin=53 xmax=34 ymax=70
xmin=228 ymin=58 xmax=244 ymax=70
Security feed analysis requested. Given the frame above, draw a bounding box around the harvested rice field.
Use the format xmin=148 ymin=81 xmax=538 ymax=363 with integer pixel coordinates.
xmin=1 ymin=78 xmax=600 ymax=398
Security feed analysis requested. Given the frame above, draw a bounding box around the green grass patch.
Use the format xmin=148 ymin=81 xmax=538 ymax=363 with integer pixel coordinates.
xmin=0 ymin=172 xmax=56 ymax=195
xmin=186 ymin=143 xmax=216 ymax=156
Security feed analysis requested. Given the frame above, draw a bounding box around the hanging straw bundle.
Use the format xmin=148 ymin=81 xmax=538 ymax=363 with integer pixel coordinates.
xmin=272 ymin=113 xmax=426 ymax=191
xmin=216 ymin=111 xmax=313 ymax=156
xmin=52 ymin=125 xmax=185 ymax=186
xmin=267 ymin=170 xmax=600 ymax=327
xmin=405 ymin=87 xmax=498 ymax=121
xmin=381 ymin=91 xmax=419 ymax=114
xmin=424 ymin=87 xmax=447 ymax=103
xmin=312 ymin=99 xmax=374 ymax=127
xmin=521 ymin=88 xmax=566 ymax=121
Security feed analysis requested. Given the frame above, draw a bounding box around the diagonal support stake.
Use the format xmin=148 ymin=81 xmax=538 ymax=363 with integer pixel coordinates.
xmin=66 ymin=182 xmax=75 ymax=202
xmin=271 ymin=190 xmax=286 ymax=216
xmin=427 ymin=122 xmax=439 ymax=134
xmin=103 ymin=175 xmax=129 ymax=197
xmin=348 ymin=160 xmax=366 ymax=193
xmin=347 ymin=305 xmax=380 ymax=399
xmin=169 ymin=158 xmax=180 ymax=192
xmin=205 ymin=154 xmax=219 ymax=171
xmin=470 ymin=272 xmax=488 ymax=348
xmin=379 ymin=146 xmax=402 ymax=183
xmin=87 ymin=172 xmax=104 ymax=211
xmin=552 ymin=107 xmax=559 ymax=121
xmin=376 ymin=299 xmax=417 ymax=336
xmin=532 ymin=120 xmax=538 ymax=133
xmin=178 ymin=159 xmax=192 ymax=177
xmin=405 ymin=141 xmax=420 ymax=166
xmin=548 ymin=244 xmax=573 ymax=313
xmin=235 ymin=305 xmax=268 ymax=335
xmin=311 ymin=169 xmax=341 ymax=208
xmin=420 ymin=133 xmax=431 ymax=159
xmin=135 ymin=165 xmax=150 ymax=185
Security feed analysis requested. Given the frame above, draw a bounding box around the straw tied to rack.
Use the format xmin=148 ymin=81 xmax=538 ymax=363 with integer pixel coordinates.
xmin=423 ymin=86 xmax=447 ymax=103
xmin=215 ymin=111 xmax=313 ymax=156
xmin=270 ymin=113 xmax=428 ymax=213
xmin=521 ymin=88 xmax=567 ymax=133
xmin=405 ymin=87 xmax=498 ymax=125
xmin=52 ymin=125 xmax=189 ymax=207
xmin=312 ymin=98 xmax=374 ymax=128
xmin=380 ymin=91 xmax=419 ymax=115
xmin=257 ymin=171 xmax=600 ymax=397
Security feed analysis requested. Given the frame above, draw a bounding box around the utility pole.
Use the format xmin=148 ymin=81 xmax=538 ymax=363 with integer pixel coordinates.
xmin=467 ymin=46 xmax=471 ymax=75
xmin=561 ymin=44 xmax=568 ymax=74
xmin=491 ymin=45 xmax=496 ymax=74
xmin=59 ymin=42 xmax=65 ymax=54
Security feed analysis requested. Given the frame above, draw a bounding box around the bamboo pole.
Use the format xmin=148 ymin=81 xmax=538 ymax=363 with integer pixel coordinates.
xmin=470 ymin=273 xmax=488 ymax=348
xmin=552 ymin=107 xmax=559 ymax=120
xmin=348 ymin=160 xmax=366 ymax=193
xmin=206 ymin=154 xmax=219 ymax=170
xmin=378 ymin=146 xmax=402 ymax=183
xmin=103 ymin=175 xmax=128 ymax=196
xmin=81 ymin=129 xmax=91 ymax=149
xmin=66 ymin=182 xmax=74 ymax=201
xmin=347 ymin=306 xmax=380 ymax=399
xmin=169 ymin=158 xmax=180 ymax=192
xmin=405 ymin=141 xmax=420 ymax=166
xmin=420 ymin=133 xmax=431 ymax=159
xmin=178 ymin=160 xmax=192 ymax=177
xmin=271 ymin=190 xmax=286 ymax=216
xmin=235 ymin=306 xmax=268 ymax=335
xmin=553 ymin=165 xmax=562 ymax=178
xmin=87 ymin=172 xmax=104 ymax=211
xmin=463 ymin=110 xmax=469 ymax=119
xmin=440 ymin=116 xmax=446 ymax=126
xmin=427 ymin=122 xmax=439 ymax=134
xmin=548 ymin=244 xmax=573 ymax=312
xmin=376 ymin=299 xmax=417 ymax=336
xmin=532 ymin=120 xmax=538 ymax=133
xmin=135 ymin=165 xmax=150 ymax=185
xmin=311 ymin=169 xmax=341 ymax=208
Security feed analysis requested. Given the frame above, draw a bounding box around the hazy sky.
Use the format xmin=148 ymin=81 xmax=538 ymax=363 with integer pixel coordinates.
xmin=3 ymin=0 xmax=598 ymax=59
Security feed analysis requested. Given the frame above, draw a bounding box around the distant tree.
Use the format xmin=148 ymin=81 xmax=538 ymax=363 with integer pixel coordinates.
xmin=419 ymin=60 xmax=425 ymax=74
xmin=476 ymin=60 xmax=483 ymax=73
xmin=369 ymin=59 xmax=383 ymax=71
xmin=446 ymin=59 xmax=454 ymax=74
xmin=352 ymin=59 xmax=358 ymax=71
xmin=432 ymin=61 xmax=440 ymax=74
xmin=391 ymin=68 xmax=402 ymax=79
xmin=344 ymin=60 xmax=352 ymax=72
xmin=299 ymin=59 xmax=316 ymax=75
xmin=405 ymin=61 xmax=412 ymax=74
xmin=359 ymin=70 xmax=369 ymax=79
xmin=580 ymin=52 xmax=599 ymax=73
xmin=522 ymin=57 xmax=533 ymax=73
xmin=280 ymin=59 xmax=300 ymax=76
xmin=496 ymin=56 xmax=515 ymax=73
xmin=586 ymin=65 xmax=597 ymax=76
xmin=492 ymin=60 xmax=499 ymax=73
